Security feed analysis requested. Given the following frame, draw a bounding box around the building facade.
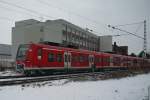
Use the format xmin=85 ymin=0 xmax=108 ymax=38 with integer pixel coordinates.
xmin=0 ymin=44 xmax=13 ymax=70
xmin=12 ymin=19 xmax=112 ymax=59
xmin=112 ymin=42 xmax=128 ymax=55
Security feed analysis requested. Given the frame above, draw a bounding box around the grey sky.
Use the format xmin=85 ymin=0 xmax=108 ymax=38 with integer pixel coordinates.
xmin=0 ymin=0 xmax=149 ymax=54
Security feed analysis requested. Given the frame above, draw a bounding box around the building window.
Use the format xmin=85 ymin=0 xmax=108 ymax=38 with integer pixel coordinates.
xmin=40 ymin=26 xmax=44 ymax=32
xmin=62 ymin=30 xmax=67 ymax=41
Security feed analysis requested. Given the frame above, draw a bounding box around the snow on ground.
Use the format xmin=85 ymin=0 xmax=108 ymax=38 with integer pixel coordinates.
xmin=0 ymin=70 xmax=22 ymax=76
xmin=0 ymin=73 xmax=150 ymax=100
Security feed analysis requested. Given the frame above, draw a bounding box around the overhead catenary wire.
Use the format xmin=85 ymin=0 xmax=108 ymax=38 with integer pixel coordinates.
xmin=36 ymin=0 xmax=108 ymax=29
xmin=0 ymin=0 xmax=112 ymax=36
xmin=134 ymin=23 xmax=143 ymax=34
xmin=0 ymin=0 xmax=55 ymax=19
xmin=108 ymin=21 xmax=147 ymax=57
xmin=110 ymin=21 xmax=145 ymax=39
xmin=0 ymin=16 xmax=14 ymax=22
xmin=108 ymin=25 xmax=144 ymax=39
xmin=0 ymin=3 xmax=40 ymax=18
xmin=113 ymin=22 xmax=144 ymax=37
xmin=114 ymin=21 xmax=144 ymax=27
xmin=111 ymin=33 xmax=131 ymax=37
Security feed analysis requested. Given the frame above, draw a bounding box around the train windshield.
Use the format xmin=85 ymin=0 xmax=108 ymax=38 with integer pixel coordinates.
xmin=16 ymin=44 xmax=29 ymax=60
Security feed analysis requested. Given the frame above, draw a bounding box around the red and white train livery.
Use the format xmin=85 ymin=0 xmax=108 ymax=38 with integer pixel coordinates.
xmin=16 ymin=43 xmax=150 ymax=75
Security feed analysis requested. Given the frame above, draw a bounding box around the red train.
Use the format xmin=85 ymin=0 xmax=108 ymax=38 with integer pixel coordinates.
xmin=16 ymin=43 xmax=150 ymax=75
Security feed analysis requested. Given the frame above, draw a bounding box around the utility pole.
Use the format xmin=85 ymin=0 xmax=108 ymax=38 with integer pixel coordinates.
xmin=108 ymin=20 xmax=147 ymax=58
xmin=143 ymin=20 xmax=147 ymax=58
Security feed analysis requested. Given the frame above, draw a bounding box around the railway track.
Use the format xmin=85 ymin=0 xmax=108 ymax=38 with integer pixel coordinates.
xmin=0 ymin=72 xmax=99 ymax=86
xmin=0 ymin=70 xmax=134 ymax=86
xmin=0 ymin=75 xmax=25 ymax=79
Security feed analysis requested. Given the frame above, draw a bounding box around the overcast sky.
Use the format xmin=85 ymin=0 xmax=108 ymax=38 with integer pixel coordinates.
xmin=0 ymin=0 xmax=149 ymax=54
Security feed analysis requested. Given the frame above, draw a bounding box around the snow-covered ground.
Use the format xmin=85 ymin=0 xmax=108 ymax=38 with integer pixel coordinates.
xmin=0 ymin=73 xmax=150 ymax=100
xmin=0 ymin=70 xmax=22 ymax=76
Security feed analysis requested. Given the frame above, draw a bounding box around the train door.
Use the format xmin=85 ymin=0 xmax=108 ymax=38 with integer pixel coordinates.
xmin=64 ymin=52 xmax=68 ymax=68
xmin=89 ymin=55 xmax=94 ymax=67
xmin=68 ymin=52 xmax=71 ymax=67
xmin=110 ymin=56 xmax=113 ymax=67
xmin=64 ymin=51 xmax=71 ymax=68
xmin=37 ymin=48 xmax=42 ymax=67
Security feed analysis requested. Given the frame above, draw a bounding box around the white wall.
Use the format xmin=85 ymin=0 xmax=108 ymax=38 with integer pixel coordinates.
xmin=44 ymin=22 xmax=63 ymax=44
xmin=12 ymin=20 xmax=44 ymax=59
xmin=99 ymin=35 xmax=112 ymax=52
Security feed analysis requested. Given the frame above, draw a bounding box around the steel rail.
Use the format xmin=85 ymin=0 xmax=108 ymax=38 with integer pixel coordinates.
xmin=0 ymin=70 xmax=129 ymax=86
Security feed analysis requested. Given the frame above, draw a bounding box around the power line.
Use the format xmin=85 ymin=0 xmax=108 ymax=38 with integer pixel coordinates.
xmin=0 ymin=16 xmax=14 ymax=22
xmin=0 ymin=0 xmax=55 ymax=19
xmin=0 ymin=0 xmax=111 ymax=36
xmin=0 ymin=3 xmax=39 ymax=18
xmin=114 ymin=21 xmax=144 ymax=27
xmin=112 ymin=33 xmax=131 ymax=37
xmin=36 ymin=0 xmax=108 ymax=28
xmin=108 ymin=25 xmax=144 ymax=39
xmin=108 ymin=21 xmax=147 ymax=58
xmin=134 ymin=23 xmax=143 ymax=34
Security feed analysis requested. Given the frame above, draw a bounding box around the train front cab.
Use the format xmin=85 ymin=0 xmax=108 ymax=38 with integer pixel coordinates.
xmin=16 ymin=44 xmax=31 ymax=73
xmin=16 ymin=43 xmax=66 ymax=75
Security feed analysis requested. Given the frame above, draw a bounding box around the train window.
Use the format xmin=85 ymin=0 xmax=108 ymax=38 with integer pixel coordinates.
xmin=16 ymin=44 xmax=29 ymax=60
xmin=79 ymin=56 xmax=82 ymax=62
xmin=95 ymin=57 xmax=99 ymax=63
xmin=107 ymin=58 xmax=110 ymax=63
xmin=113 ymin=57 xmax=120 ymax=65
xmin=57 ymin=54 xmax=62 ymax=62
xmin=103 ymin=57 xmax=109 ymax=63
xmin=80 ymin=56 xmax=84 ymax=62
xmin=103 ymin=58 xmax=106 ymax=62
xmin=85 ymin=56 xmax=88 ymax=62
xmin=133 ymin=59 xmax=137 ymax=64
xmin=99 ymin=58 xmax=101 ymax=63
xmin=110 ymin=57 xmax=113 ymax=63
xmin=48 ymin=53 xmax=55 ymax=62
